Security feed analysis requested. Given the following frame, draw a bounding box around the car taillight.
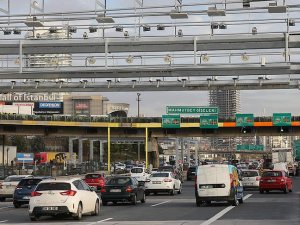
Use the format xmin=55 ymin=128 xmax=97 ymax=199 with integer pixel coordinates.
xmin=100 ymin=188 xmax=106 ymax=193
xmin=125 ymin=186 xmax=133 ymax=193
xmin=60 ymin=190 xmax=77 ymax=196
xmin=145 ymin=179 xmax=151 ymax=182
xmin=163 ymin=178 xmax=172 ymax=182
xmin=256 ymin=177 xmax=260 ymax=181
xmin=280 ymin=179 xmax=285 ymax=182
xmin=31 ymin=191 xmax=42 ymax=197
xmin=16 ymin=185 xmax=22 ymax=190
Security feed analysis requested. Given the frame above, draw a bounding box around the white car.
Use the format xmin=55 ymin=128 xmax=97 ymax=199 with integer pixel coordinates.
xmin=144 ymin=172 xmax=182 ymax=195
xmin=28 ymin=178 xmax=100 ymax=221
xmin=0 ymin=175 xmax=33 ymax=202
xmin=241 ymin=170 xmax=261 ymax=190
xmin=130 ymin=167 xmax=150 ymax=182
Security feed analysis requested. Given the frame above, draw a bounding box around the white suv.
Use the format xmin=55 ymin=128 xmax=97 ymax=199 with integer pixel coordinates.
xmin=28 ymin=178 xmax=100 ymax=221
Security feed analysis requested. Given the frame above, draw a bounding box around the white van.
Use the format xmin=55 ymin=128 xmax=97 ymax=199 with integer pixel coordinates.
xmin=195 ymin=164 xmax=244 ymax=206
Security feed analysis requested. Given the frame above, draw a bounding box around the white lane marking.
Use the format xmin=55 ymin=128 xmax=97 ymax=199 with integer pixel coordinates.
xmin=87 ymin=218 xmax=113 ymax=225
xmin=0 ymin=221 xmax=8 ymax=223
xmin=200 ymin=194 xmax=252 ymax=225
xmin=0 ymin=206 xmax=12 ymax=209
xmin=151 ymin=200 xmax=171 ymax=207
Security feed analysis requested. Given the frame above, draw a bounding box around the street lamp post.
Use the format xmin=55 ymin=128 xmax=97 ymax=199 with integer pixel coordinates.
xmin=137 ymin=93 xmax=141 ymax=117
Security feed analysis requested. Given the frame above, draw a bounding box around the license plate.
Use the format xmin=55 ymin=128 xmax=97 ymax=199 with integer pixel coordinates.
xmin=153 ymin=181 xmax=161 ymax=184
xmin=23 ymin=196 xmax=30 ymax=200
xmin=110 ymin=189 xmax=121 ymax=192
xmin=42 ymin=206 xmax=58 ymax=211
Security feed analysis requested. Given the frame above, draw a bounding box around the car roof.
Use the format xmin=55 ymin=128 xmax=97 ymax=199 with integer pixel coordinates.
xmin=38 ymin=177 xmax=81 ymax=184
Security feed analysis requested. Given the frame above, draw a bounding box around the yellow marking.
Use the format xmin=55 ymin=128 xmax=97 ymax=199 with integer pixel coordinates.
xmin=180 ymin=123 xmax=200 ymax=128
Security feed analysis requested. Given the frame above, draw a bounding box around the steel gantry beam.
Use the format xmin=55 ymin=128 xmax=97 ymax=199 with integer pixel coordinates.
xmin=0 ymin=33 xmax=299 ymax=55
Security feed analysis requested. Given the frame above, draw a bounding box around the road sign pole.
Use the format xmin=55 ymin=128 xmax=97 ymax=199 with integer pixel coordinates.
xmin=145 ymin=127 xmax=148 ymax=169
xmin=107 ymin=127 xmax=111 ymax=173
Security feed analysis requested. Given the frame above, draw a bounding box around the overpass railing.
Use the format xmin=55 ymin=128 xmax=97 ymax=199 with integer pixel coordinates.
xmin=1 ymin=113 xmax=300 ymax=124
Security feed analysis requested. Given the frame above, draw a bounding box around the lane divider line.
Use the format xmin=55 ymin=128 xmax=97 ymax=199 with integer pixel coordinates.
xmin=200 ymin=194 xmax=252 ymax=225
xmin=0 ymin=220 xmax=8 ymax=223
xmin=87 ymin=217 xmax=113 ymax=225
xmin=0 ymin=206 xmax=12 ymax=209
xmin=151 ymin=200 xmax=171 ymax=207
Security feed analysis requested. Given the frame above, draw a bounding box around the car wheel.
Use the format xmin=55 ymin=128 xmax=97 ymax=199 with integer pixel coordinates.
xmin=141 ymin=193 xmax=146 ymax=203
xmin=0 ymin=197 xmax=5 ymax=202
xmin=205 ymin=201 xmax=211 ymax=205
xmin=73 ymin=203 xmax=83 ymax=220
xmin=92 ymin=200 xmax=99 ymax=216
xmin=131 ymin=194 xmax=137 ymax=205
xmin=283 ymin=185 xmax=288 ymax=194
xmin=266 ymin=190 xmax=269 ymax=193
xmin=113 ymin=201 xmax=117 ymax=205
xmin=259 ymin=190 xmax=264 ymax=194
xmin=102 ymin=200 xmax=108 ymax=206
xmin=29 ymin=214 xmax=39 ymax=221
xmin=154 ymin=192 xmax=158 ymax=195
xmin=13 ymin=201 xmax=21 ymax=208
xmin=178 ymin=185 xmax=182 ymax=194
xmin=231 ymin=194 xmax=239 ymax=206
xmin=170 ymin=187 xmax=175 ymax=196
xmin=196 ymin=200 xmax=201 ymax=207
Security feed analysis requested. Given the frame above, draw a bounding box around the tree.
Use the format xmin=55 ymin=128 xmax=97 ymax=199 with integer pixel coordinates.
xmin=9 ymin=135 xmax=29 ymax=152
xmin=30 ymin=136 xmax=45 ymax=153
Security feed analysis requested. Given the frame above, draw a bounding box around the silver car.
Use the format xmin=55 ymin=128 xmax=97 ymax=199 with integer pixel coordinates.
xmin=241 ymin=170 xmax=260 ymax=190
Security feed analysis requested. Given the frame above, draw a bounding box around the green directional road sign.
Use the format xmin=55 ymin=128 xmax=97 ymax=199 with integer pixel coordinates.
xmin=162 ymin=115 xmax=181 ymax=128
xmin=273 ymin=113 xmax=292 ymax=126
xmin=200 ymin=115 xmax=218 ymax=129
xmin=237 ymin=144 xmax=264 ymax=151
xmin=166 ymin=106 xmax=218 ymax=115
xmin=236 ymin=114 xmax=254 ymax=127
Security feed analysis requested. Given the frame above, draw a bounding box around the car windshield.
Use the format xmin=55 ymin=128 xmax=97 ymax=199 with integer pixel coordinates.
xmin=85 ymin=174 xmax=101 ymax=179
xmin=36 ymin=182 xmax=71 ymax=191
xmin=107 ymin=177 xmax=132 ymax=185
xmin=151 ymin=173 xmax=169 ymax=178
xmin=18 ymin=179 xmax=42 ymax=186
xmin=131 ymin=168 xmax=143 ymax=173
xmin=262 ymin=171 xmax=282 ymax=177
xmin=242 ymin=171 xmax=259 ymax=177
xmin=4 ymin=176 xmax=25 ymax=182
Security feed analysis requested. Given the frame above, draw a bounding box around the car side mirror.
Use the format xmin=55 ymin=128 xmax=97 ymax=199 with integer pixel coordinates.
xmin=138 ymin=181 xmax=145 ymax=187
xmin=90 ymin=186 xmax=97 ymax=192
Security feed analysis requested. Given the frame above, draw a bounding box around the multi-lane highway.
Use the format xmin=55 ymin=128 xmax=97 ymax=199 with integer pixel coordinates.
xmin=0 ymin=177 xmax=299 ymax=225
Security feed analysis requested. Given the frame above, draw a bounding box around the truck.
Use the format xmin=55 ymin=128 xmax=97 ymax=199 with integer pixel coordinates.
xmin=272 ymin=148 xmax=297 ymax=176
xmin=34 ymin=152 xmax=77 ymax=164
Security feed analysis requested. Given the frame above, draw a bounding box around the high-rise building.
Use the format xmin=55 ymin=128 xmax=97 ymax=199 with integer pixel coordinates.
xmin=209 ymin=90 xmax=241 ymax=118
xmin=209 ymin=89 xmax=241 ymax=151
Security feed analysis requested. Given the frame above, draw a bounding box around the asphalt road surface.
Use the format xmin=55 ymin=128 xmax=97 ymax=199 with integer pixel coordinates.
xmin=0 ymin=177 xmax=299 ymax=225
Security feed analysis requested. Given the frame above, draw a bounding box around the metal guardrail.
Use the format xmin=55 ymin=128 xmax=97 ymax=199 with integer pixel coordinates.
xmin=1 ymin=114 xmax=300 ymax=124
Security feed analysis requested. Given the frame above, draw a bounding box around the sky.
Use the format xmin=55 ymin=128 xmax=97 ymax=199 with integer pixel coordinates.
xmin=1 ymin=0 xmax=300 ymax=117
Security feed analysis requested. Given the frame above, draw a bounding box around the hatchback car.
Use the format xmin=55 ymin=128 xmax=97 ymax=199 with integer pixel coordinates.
xmin=259 ymin=170 xmax=293 ymax=194
xmin=241 ymin=170 xmax=260 ymax=190
xmin=187 ymin=166 xmax=197 ymax=181
xmin=83 ymin=173 xmax=105 ymax=190
xmin=145 ymin=172 xmax=182 ymax=195
xmin=0 ymin=175 xmax=33 ymax=202
xmin=28 ymin=178 xmax=100 ymax=221
xmin=13 ymin=177 xmax=52 ymax=208
xmin=130 ymin=167 xmax=150 ymax=182
xmin=101 ymin=176 xmax=145 ymax=206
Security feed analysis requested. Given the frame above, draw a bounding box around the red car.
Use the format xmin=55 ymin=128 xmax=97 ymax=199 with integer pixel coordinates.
xmin=84 ymin=173 xmax=106 ymax=190
xmin=259 ymin=170 xmax=293 ymax=194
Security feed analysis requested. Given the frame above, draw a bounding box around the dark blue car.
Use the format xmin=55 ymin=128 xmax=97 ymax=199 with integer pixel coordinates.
xmin=13 ymin=177 xmax=52 ymax=208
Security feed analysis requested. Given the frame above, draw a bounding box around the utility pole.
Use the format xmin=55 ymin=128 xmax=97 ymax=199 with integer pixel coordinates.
xmin=137 ymin=93 xmax=141 ymax=117
xmin=2 ymin=135 xmax=4 ymax=166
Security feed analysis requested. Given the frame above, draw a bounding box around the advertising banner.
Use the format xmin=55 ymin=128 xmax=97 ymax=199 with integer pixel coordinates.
xmin=33 ymin=102 xmax=63 ymax=115
xmin=16 ymin=153 xmax=34 ymax=164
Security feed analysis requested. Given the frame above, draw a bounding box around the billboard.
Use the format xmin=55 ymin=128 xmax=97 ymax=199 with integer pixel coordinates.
xmin=33 ymin=102 xmax=63 ymax=115
xmin=16 ymin=153 xmax=34 ymax=164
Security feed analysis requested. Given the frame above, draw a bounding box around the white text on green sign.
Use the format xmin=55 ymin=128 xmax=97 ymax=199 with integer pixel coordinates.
xmin=167 ymin=106 xmax=218 ymax=114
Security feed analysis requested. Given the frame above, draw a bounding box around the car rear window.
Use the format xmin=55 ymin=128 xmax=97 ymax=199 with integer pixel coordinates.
xmin=242 ymin=171 xmax=259 ymax=177
xmin=18 ymin=179 xmax=42 ymax=186
xmin=131 ymin=168 xmax=143 ymax=173
xmin=107 ymin=177 xmax=132 ymax=185
xmin=151 ymin=173 xmax=169 ymax=178
xmin=36 ymin=182 xmax=71 ymax=191
xmin=4 ymin=176 xmax=26 ymax=182
xmin=85 ymin=174 xmax=102 ymax=179
xmin=262 ymin=171 xmax=282 ymax=177
xmin=188 ymin=167 xmax=196 ymax=172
